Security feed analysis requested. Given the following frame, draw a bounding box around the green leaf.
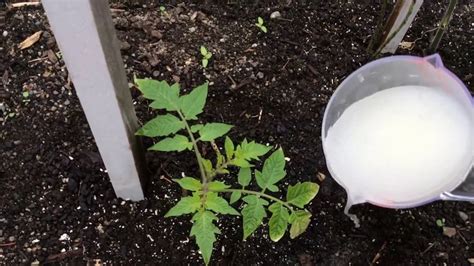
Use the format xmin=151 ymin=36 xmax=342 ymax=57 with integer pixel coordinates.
xmin=261 ymin=25 xmax=268 ymax=33
xmin=241 ymin=195 xmax=268 ymax=240
xmin=205 ymin=192 xmax=240 ymax=215
xmin=201 ymin=158 xmax=213 ymax=174
xmin=200 ymin=46 xmax=208 ymax=56
xmin=207 ymin=181 xmax=230 ymax=191
xmin=134 ymin=79 xmax=180 ymax=111
xmin=22 ymin=91 xmax=29 ymax=98
xmin=257 ymin=17 xmax=264 ymax=25
xmin=136 ymin=114 xmax=184 ymax=137
xmin=190 ymin=211 xmax=220 ymax=265
xmin=205 ymin=52 xmax=212 ymax=59
xmin=229 ymin=191 xmax=241 ymax=204
xmin=232 ymin=158 xmax=253 ymax=168
xmin=268 ymin=203 xmax=290 ymax=242
xmin=179 ymin=82 xmax=208 ymax=120
xmin=224 ymin=137 xmax=234 ymax=160
xmin=202 ymin=59 xmax=208 ymax=68
xmin=234 ymin=139 xmax=272 ymax=163
xmin=237 ymin=168 xmax=251 ymax=187
xmin=191 ymin=124 xmax=204 ymax=133
xmin=199 ymin=123 xmax=233 ymax=142
xmin=148 ymin=134 xmax=192 ymax=152
xmin=286 ymin=182 xmax=319 ymax=208
xmin=255 ymin=170 xmax=279 ymax=192
xmin=173 ymin=177 xmax=202 ymax=191
xmin=255 ymin=148 xmax=286 ymax=191
xmin=288 ymin=210 xmax=311 ymax=239
xmin=165 ymin=194 xmax=201 ymax=217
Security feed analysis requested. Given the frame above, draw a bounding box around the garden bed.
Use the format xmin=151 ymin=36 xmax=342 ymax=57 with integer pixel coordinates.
xmin=0 ymin=1 xmax=473 ymax=264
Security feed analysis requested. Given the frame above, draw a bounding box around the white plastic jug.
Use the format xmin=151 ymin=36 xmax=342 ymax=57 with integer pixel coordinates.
xmin=322 ymin=54 xmax=474 ymax=214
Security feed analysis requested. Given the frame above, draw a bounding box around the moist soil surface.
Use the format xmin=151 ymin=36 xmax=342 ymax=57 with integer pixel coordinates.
xmin=1 ymin=1 xmax=473 ymax=265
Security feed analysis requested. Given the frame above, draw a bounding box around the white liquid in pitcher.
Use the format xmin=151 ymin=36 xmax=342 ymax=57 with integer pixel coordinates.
xmin=325 ymin=85 xmax=473 ymax=213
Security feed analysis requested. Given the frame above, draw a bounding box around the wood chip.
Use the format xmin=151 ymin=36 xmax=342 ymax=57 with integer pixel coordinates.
xmin=46 ymin=49 xmax=58 ymax=63
xmin=18 ymin=31 xmax=43 ymax=50
xmin=399 ymin=41 xmax=414 ymax=50
xmin=442 ymin=227 xmax=456 ymax=238
xmin=316 ymin=172 xmax=326 ymax=182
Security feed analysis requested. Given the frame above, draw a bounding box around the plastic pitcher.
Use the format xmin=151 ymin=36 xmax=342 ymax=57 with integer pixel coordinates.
xmin=322 ymin=54 xmax=474 ymax=210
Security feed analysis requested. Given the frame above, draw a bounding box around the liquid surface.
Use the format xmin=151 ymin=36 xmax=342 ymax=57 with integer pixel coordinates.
xmin=325 ymin=85 xmax=473 ymax=207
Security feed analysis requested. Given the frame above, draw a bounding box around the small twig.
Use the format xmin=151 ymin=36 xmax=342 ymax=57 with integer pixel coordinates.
xmin=279 ymin=39 xmax=300 ymax=46
xmin=227 ymin=75 xmax=237 ymax=89
xmin=231 ymin=78 xmax=252 ymax=91
xmin=306 ymin=64 xmax=318 ymax=77
xmin=257 ymin=108 xmax=263 ymax=123
xmin=160 ymin=175 xmax=173 ymax=184
xmin=0 ymin=242 xmax=16 ymax=247
xmin=371 ymin=241 xmax=387 ymax=264
xmin=457 ymin=231 xmax=469 ymax=246
xmin=281 ymin=58 xmax=291 ymax=70
xmin=8 ymin=2 xmax=41 ymax=8
xmin=421 ymin=242 xmax=436 ymax=256
xmin=28 ymin=57 xmax=48 ymax=64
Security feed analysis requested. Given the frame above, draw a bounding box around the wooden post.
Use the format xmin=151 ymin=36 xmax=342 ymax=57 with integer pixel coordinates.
xmin=42 ymin=0 xmax=146 ymax=201
xmin=379 ymin=0 xmax=423 ymax=54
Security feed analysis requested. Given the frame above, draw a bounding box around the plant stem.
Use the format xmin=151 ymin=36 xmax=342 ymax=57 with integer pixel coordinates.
xmin=367 ymin=0 xmax=388 ymax=53
xmin=427 ymin=0 xmax=457 ymax=53
xmin=177 ymin=110 xmax=207 ymax=185
xmin=213 ymin=188 xmax=293 ymax=210
xmin=373 ymin=0 xmax=416 ymax=57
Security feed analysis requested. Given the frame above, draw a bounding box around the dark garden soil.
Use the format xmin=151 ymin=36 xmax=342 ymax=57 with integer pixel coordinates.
xmin=1 ymin=1 xmax=473 ymax=265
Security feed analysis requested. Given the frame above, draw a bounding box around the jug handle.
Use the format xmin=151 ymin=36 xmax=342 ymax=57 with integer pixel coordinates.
xmin=440 ymin=168 xmax=474 ymax=202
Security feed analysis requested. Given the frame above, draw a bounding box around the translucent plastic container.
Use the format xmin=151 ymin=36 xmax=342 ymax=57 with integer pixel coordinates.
xmin=322 ymin=54 xmax=474 ymax=209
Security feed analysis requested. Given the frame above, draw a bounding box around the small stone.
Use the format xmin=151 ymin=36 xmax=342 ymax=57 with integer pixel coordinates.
xmin=13 ymin=140 xmax=21 ymax=145
xmin=257 ymin=72 xmax=264 ymax=79
xmin=8 ymin=236 xmax=15 ymax=242
xmin=458 ymin=211 xmax=468 ymax=221
xmin=2 ymin=31 xmax=8 ymax=37
xmin=270 ymin=11 xmax=281 ymax=19
xmin=31 ymin=260 xmax=40 ymax=266
xmin=64 ymin=100 xmax=70 ymax=106
xmin=50 ymin=106 xmax=57 ymax=112
xmin=189 ymin=27 xmax=196 ymax=33
xmin=150 ymin=30 xmax=163 ymax=39
xmin=442 ymin=227 xmax=456 ymax=237
xmin=468 ymin=258 xmax=474 ymax=264
xmin=317 ymin=172 xmax=326 ymax=182
xmin=152 ymin=71 xmax=160 ymax=77
xmin=59 ymin=233 xmax=70 ymax=241
xmin=120 ymin=41 xmax=131 ymax=50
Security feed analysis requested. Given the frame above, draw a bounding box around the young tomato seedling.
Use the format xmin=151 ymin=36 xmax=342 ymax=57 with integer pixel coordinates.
xmin=200 ymin=46 xmax=212 ymax=68
xmin=135 ymin=79 xmax=319 ymax=265
xmin=255 ymin=16 xmax=268 ymax=33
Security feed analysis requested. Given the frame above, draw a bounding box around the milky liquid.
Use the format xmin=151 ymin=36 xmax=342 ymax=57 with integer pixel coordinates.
xmin=325 ymin=85 xmax=473 ymax=212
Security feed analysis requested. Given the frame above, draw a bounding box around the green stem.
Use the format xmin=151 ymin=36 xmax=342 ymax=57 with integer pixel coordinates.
xmin=213 ymin=188 xmax=293 ymax=210
xmin=177 ymin=110 xmax=207 ymax=185
xmin=427 ymin=0 xmax=457 ymax=53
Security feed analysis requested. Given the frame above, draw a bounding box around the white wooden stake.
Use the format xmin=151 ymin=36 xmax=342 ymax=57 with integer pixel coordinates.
xmin=42 ymin=0 xmax=146 ymax=201
xmin=381 ymin=0 xmax=423 ymax=54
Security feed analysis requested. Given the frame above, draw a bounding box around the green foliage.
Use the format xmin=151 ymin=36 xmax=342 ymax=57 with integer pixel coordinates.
xmin=436 ymin=218 xmax=446 ymax=227
xmin=242 ymin=195 xmax=268 ymax=240
xmin=148 ymin=134 xmax=192 ymax=152
xmin=200 ymin=46 xmax=212 ymax=68
xmin=191 ymin=211 xmax=220 ymax=265
xmin=288 ymin=210 xmax=312 ymax=239
xmin=268 ymin=203 xmax=290 ymax=241
xmin=135 ymin=78 xmax=319 ymax=265
xmin=255 ymin=16 xmax=268 ymax=33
